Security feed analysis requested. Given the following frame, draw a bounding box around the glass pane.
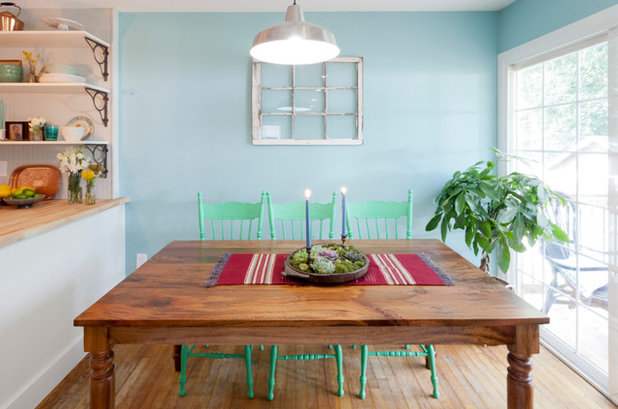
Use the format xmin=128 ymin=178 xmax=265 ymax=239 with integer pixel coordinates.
xmin=514 ymin=151 xmax=542 ymax=178
xmin=544 ymin=152 xmax=576 ymax=197
xmin=579 ymin=42 xmax=608 ymax=100
xmin=295 ymin=64 xmax=324 ymax=87
xmin=328 ymin=89 xmax=357 ymax=113
xmin=519 ymin=273 xmax=544 ymax=311
xmin=516 ymin=109 xmax=542 ymax=150
xmin=546 ymin=290 xmax=576 ymax=348
xmin=516 ymin=64 xmax=542 ymax=109
xmin=327 ymin=115 xmax=357 ymax=139
xmin=295 ymin=89 xmax=324 ymax=113
xmin=579 ymin=100 xmax=608 ymax=150
xmin=262 ymin=64 xmax=291 ymax=87
xmin=326 ymin=62 xmax=357 ymax=87
xmin=544 ymin=52 xmax=577 ymax=105
xmin=578 ymin=154 xmax=607 ymax=204
xmin=578 ymin=307 xmax=608 ymax=373
xmin=262 ymin=115 xmax=291 ymax=140
xmin=262 ymin=90 xmax=292 ymax=113
xmin=577 ymin=253 xmax=608 ymax=307
xmin=295 ymin=115 xmax=324 ymax=140
xmin=578 ymin=204 xmax=608 ymax=254
xmin=517 ymin=243 xmax=544 ymax=282
xmin=544 ymin=104 xmax=576 ymax=151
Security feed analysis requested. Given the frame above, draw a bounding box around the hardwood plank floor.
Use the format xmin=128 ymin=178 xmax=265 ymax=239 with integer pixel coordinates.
xmin=36 ymin=344 xmax=616 ymax=409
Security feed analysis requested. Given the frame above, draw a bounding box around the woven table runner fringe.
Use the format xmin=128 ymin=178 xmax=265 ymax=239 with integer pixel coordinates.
xmin=418 ymin=252 xmax=454 ymax=286
xmin=206 ymin=252 xmax=231 ymax=287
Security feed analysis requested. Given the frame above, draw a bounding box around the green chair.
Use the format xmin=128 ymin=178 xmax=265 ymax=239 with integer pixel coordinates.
xmin=265 ymin=192 xmax=345 ymax=400
xmin=267 ymin=191 xmax=337 ymax=240
xmin=346 ymin=189 xmax=439 ymax=399
xmin=179 ymin=191 xmax=268 ymax=399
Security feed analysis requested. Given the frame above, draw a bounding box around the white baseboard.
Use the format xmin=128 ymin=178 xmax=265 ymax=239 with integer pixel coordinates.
xmin=4 ymin=337 xmax=85 ymax=409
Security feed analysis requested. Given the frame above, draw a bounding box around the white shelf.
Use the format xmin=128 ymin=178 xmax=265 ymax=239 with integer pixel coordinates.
xmin=0 ymin=82 xmax=109 ymax=94
xmin=0 ymin=30 xmax=109 ymax=48
xmin=0 ymin=141 xmax=108 ymax=146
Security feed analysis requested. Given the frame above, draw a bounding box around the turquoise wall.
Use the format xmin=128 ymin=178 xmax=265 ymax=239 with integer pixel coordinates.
xmin=118 ymin=12 xmax=498 ymax=272
xmin=498 ymin=0 xmax=618 ymax=52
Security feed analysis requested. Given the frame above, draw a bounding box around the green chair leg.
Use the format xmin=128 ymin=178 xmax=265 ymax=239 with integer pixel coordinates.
xmin=244 ymin=345 xmax=254 ymax=398
xmin=334 ymin=345 xmax=344 ymax=397
xmin=427 ymin=344 xmax=439 ymax=398
xmin=268 ymin=345 xmax=278 ymax=401
xmin=179 ymin=345 xmax=188 ymax=397
xmin=359 ymin=345 xmax=368 ymax=399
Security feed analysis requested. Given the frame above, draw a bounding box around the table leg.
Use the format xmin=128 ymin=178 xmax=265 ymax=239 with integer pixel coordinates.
xmin=506 ymin=346 xmax=533 ymax=409
xmin=173 ymin=345 xmax=182 ymax=372
xmin=90 ymin=349 xmax=115 ymax=409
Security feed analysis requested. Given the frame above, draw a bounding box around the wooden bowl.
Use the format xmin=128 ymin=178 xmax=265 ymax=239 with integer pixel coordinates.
xmin=2 ymin=195 xmax=45 ymax=208
xmin=283 ymin=247 xmax=370 ymax=285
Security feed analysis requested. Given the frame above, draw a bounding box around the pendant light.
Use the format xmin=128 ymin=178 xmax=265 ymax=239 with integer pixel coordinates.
xmin=250 ymin=1 xmax=340 ymax=65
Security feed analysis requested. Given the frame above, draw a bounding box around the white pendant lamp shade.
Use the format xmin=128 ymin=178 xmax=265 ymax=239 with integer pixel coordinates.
xmin=250 ymin=3 xmax=340 ymax=65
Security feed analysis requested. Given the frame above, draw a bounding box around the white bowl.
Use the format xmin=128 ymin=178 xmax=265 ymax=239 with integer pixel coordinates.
xmin=61 ymin=126 xmax=85 ymax=141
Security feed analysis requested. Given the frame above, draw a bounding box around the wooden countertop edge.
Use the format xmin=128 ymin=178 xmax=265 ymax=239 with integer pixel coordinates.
xmin=0 ymin=197 xmax=130 ymax=248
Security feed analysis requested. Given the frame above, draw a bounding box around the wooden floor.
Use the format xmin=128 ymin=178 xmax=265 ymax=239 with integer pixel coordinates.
xmin=36 ymin=344 xmax=616 ymax=409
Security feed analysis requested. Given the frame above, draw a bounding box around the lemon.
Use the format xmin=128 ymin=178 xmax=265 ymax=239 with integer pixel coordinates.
xmin=18 ymin=185 xmax=34 ymax=191
xmin=0 ymin=185 xmax=10 ymax=198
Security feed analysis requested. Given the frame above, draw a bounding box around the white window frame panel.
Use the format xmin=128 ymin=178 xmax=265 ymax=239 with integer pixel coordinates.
xmin=498 ymin=5 xmax=618 ymax=404
xmin=251 ymin=56 xmax=364 ymax=145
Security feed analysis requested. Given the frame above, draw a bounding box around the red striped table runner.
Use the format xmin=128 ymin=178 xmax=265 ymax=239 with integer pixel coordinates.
xmin=206 ymin=253 xmax=453 ymax=287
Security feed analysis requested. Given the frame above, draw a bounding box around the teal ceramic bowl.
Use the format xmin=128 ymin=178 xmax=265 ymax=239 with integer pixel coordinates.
xmin=0 ymin=64 xmax=23 ymax=82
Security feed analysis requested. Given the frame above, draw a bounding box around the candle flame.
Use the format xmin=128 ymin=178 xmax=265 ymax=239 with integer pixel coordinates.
xmin=340 ymin=186 xmax=347 ymax=195
xmin=304 ymin=188 xmax=312 ymax=199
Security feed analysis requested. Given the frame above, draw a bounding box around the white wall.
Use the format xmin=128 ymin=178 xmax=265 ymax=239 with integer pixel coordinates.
xmin=0 ymin=205 xmax=126 ymax=409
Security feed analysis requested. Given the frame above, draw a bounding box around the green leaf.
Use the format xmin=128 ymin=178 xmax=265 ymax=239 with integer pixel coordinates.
xmin=497 ymin=207 xmax=517 ymax=224
xmin=512 ymin=215 xmax=525 ymax=244
xmin=551 ymin=224 xmax=569 ymax=242
xmin=425 ymin=214 xmax=442 ymax=231
xmin=465 ymin=225 xmax=474 ymax=247
xmin=498 ymin=244 xmax=511 ymax=273
xmin=455 ymin=194 xmax=466 ymax=215
xmin=440 ymin=217 xmax=449 ymax=242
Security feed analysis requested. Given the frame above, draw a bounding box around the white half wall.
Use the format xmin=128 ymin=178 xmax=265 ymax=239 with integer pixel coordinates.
xmin=0 ymin=205 xmax=126 ymax=409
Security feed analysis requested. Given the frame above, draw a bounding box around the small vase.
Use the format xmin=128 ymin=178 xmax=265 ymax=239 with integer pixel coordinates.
xmin=85 ymin=184 xmax=96 ymax=205
xmin=25 ymin=71 xmax=37 ymax=83
xmin=30 ymin=126 xmax=44 ymax=141
xmin=67 ymin=172 xmax=82 ymax=204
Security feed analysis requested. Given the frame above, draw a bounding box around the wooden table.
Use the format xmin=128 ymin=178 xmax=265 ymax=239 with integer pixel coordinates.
xmin=74 ymin=240 xmax=549 ymax=409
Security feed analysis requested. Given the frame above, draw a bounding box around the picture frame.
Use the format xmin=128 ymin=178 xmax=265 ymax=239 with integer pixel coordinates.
xmin=6 ymin=121 xmax=29 ymax=141
xmin=0 ymin=59 xmax=21 ymax=66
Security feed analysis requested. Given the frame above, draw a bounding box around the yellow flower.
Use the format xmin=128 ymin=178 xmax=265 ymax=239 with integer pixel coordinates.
xmin=82 ymin=170 xmax=96 ymax=181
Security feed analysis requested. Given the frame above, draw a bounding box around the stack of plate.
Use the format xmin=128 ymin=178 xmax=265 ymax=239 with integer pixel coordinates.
xmin=39 ymin=65 xmax=84 ymax=83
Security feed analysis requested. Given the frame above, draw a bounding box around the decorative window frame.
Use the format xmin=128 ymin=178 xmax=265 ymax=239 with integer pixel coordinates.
xmin=251 ymin=56 xmax=364 ymax=145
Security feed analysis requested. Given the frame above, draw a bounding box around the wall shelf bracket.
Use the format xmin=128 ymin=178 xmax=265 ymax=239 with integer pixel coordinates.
xmin=85 ymin=144 xmax=109 ymax=178
xmin=85 ymin=87 xmax=109 ymax=127
xmin=84 ymin=37 xmax=109 ymax=81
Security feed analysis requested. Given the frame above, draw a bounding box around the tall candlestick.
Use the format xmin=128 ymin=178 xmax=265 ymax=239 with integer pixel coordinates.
xmin=340 ymin=187 xmax=347 ymax=243
xmin=304 ymin=188 xmax=312 ymax=250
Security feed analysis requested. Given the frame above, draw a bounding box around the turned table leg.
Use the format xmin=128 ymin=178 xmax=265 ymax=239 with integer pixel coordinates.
xmin=173 ymin=345 xmax=182 ymax=372
xmin=506 ymin=325 xmax=539 ymax=409
xmin=84 ymin=327 xmax=115 ymax=409
xmin=90 ymin=350 xmax=115 ymax=409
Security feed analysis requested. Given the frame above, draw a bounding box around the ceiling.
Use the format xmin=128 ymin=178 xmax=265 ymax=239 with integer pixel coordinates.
xmin=17 ymin=0 xmax=517 ymax=12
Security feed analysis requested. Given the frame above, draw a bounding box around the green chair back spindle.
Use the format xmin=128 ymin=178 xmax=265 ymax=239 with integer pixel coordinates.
xmin=345 ymin=189 xmax=413 ymax=240
xmin=264 ymin=191 xmax=344 ymax=400
xmin=180 ymin=192 xmax=268 ymax=400
xmin=266 ymin=191 xmax=337 ymax=240
xmin=198 ymin=191 xmax=267 ymax=240
xmin=345 ymin=189 xmax=438 ymax=400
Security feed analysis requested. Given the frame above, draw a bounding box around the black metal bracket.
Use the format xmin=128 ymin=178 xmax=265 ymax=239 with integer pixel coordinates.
xmin=85 ymin=87 xmax=109 ymax=127
xmin=85 ymin=144 xmax=109 ymax=178
xmin=84 ymin=37 xmax=109 ymax=81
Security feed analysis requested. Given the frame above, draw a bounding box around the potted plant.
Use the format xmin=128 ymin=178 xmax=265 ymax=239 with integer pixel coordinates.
xmin=425 ymin=154 xmax=568 ymax=275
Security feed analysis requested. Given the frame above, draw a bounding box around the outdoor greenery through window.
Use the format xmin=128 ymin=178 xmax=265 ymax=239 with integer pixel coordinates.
xmin=510 ymin=39 xmax=610 ymax=387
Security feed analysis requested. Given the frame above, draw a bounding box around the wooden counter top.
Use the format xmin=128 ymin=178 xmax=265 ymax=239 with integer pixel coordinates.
xmin=0 ymin=197 xmax=129 ymax=248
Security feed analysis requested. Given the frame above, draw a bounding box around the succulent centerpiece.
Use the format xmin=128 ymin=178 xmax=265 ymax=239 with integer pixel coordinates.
xmin=285 ymin=243 xmax=370 ymax=284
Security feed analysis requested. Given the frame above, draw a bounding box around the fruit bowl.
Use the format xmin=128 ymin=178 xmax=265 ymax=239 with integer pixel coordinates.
xmin=283 ymin=243 xmax=370 ymax=284
xmin=2 ymin=195 xmax=45 ymax=208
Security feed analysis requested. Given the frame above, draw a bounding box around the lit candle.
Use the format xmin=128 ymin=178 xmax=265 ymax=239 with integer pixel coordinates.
xmin=304 ymin=188 xmax=312 ymax=250
xmin=341 ymin=186 xmax=347 ymax=239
